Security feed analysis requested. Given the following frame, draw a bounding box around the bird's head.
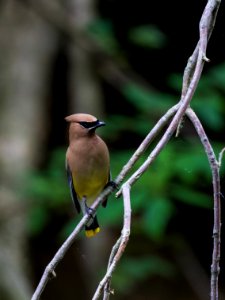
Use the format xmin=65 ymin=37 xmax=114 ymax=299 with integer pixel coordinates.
xmin=65 ymin=113 xmax=106 ymax=138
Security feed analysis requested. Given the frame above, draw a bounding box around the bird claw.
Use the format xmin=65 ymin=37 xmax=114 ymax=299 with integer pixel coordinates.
xmin=105 ymin=180 xmax=119 ymax=191
xmin=85 ymin=205 xmax=95 ymax=219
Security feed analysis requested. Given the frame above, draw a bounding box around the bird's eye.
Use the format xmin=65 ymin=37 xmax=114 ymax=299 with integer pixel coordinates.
xmin=78 ymin=120 xmax=99 ymax=129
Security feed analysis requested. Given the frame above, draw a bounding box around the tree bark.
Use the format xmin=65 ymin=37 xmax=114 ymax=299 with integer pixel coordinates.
xmin=0 ymin=1 xmax=57 ymax=299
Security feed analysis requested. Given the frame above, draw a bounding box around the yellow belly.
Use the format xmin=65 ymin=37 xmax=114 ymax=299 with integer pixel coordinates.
xmin=73 ymin=172 xmax=107 ymax=206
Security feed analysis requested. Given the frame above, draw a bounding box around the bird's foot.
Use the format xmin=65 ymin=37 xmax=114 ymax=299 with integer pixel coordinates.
xmin=104 ymin=180 xmax=119 ymax=191
xmin=85 ymin=205 xmax=95 ymax=220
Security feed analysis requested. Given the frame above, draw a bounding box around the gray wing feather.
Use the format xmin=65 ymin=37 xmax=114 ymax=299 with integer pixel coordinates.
xmin=66 ymin=160 xmax=81 ymax=213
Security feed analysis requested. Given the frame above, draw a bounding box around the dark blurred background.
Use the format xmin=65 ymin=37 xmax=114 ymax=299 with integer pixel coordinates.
xmin=0 ymin=0 xmax=225 ymax=299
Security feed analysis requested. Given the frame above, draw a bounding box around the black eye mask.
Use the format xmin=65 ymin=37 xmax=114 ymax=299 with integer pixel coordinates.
xmin=78 ymin=120 xmax=100 ymax=129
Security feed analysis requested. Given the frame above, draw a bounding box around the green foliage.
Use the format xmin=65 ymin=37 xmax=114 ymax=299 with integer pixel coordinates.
xmin=27 ymin=139 xmax=222 ymax=241
xmin=122 ymin=83 xmax=175 ymax=113
xmin=26 ymin=57 xmax=225 ymax=292
xmin=99 ymin=194 xmax=123 ymax=226
xmin=128 ymin=25 xmax=167 ymax=49
xmin=111 ymin=256 xmax=175 ymax=294
xmin=99 ymin=64 xmax=225 ymax=288
xmin=142 ymin=198 xmax=175 ymax=240
xmin=102 ymin=115 xmax=153 ymax=139
xmin=27 ymin=149 xmax=68 ymax=206
xmin=87 ymin=19 xmax=122 ymax=57
xmin=171 ymin=185 xmax=212 ymax=208
xmin=26 ymin=148 xmax=71 ymax=235
xmin=169 ymin=64 xmax=225 ymax=131
xmin=87 ymin=19 xmax=166 ymax=56
xmin=208 ymin=62 xmax=225 ymax=91
xmin=28 ymin=205 xmax=49 ymax=235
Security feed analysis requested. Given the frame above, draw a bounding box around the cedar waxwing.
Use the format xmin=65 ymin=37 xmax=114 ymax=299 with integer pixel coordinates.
xmin=65 ymin=113 xmax=110 ymax=238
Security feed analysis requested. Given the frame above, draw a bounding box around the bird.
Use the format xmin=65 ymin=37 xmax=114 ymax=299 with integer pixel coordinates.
xmin=65 ymin=113 xmax=110 ymax=238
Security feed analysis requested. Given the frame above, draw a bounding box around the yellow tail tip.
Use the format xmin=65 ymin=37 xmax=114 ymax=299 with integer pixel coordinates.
xmin=85 ymin=227 xmax=100 ymax=238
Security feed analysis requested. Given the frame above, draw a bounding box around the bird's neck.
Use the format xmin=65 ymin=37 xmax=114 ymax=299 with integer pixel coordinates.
xmin=69 ymin=131 xmax=97 ymax=143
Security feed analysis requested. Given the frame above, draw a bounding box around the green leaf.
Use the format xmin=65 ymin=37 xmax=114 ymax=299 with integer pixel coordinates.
xmin=171 ymin=141 xmax=216 ymax=184
xmin=28 ymin=206 xmax=49 ymax=235
xmin=142 ymin=198 xmax=175 ymax=240
xmin=122 ymin=83 xmax=175 ymax=113
xmin=208 ymin=62 xmax=225 ymax=91
xmin=128 ymin=25 xmax=166 ymax=49
xmin=112 ymin=256 xmax=175 ymax=293
xmin=168 ymin=73 xmax=182 ymax=92
xmin=99 ymin=196 xmax=123 ymax=226
xmin=171 ymin=184 xmax=212 ymax=208
xmin=104 ymin=114 xmax=154 ymax=138
xmin=87 ymin=19 xmax=120 ymax=55
xmin=192 ymin=92 xmax=225 ymax=130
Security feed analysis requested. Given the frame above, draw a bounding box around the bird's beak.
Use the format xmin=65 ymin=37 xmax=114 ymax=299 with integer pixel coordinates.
xmin=96 ymin=120 xmax=106 ymax=128
xmin=89 ymin=120 xmax=106 ymax=131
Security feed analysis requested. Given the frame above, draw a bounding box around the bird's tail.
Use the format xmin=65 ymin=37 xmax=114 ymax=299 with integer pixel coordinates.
xmin=85 ymin=216 xmax=100 ymax=238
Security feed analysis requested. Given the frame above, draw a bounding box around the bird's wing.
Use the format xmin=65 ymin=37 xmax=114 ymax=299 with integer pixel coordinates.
xmin=66 ymin=160 xmax=81 ymax=213
xmin=102 ymin=171 xmax=111 ymax=208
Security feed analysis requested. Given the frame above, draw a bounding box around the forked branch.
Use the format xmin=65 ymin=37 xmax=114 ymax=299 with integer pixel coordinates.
xmin=31 ymin=1 xmax=222 ymax=299
xmin=92 ymin=184 xmax=131 ymax=300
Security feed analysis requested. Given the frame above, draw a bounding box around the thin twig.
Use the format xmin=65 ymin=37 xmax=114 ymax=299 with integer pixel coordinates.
xmin=182 ymin=43 xmax=200 ymax=99
xmin=31 ymin=185 xmax=115 ymax=300
xmin=115 ymin=104 xmax=178 ymax=186
xmin=31 ymin=214 xmax=90 ymax=300
xmin=176 ymin=42 xmax=199 ymax=137
xmin=31 ymin=104 xmax=178 ymax=300
xmin=177 ymin=0 xmax=220 ymax=137
xmin=31 ymin=0 xmax=222 ymax=299
xmin=92 ymin=184 xmax=131 ymax=300
xmin=102 ymin=238 xmax=122 ymax=300
xmin=117 ymin=0 xmax=221 ymax=194
xmin=186 ymin=108 xmax=221 ymax=300
xmin=118 ymin=48 xmax=204 ymax=189
xmin=218 ymin=148 xmax=225 ymax=168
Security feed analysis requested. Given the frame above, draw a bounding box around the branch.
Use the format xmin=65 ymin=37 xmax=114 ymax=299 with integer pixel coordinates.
xmin=218 ymin=147 xmax=225 ymax=168
xmin=178 ymin=0 xmax=220 ymax=135
xmin=31 ymin=0 xmax=222 ymax=299
xmin=31 ymin=184 xmax=116 ymax=300
xmin=117 ymin=52 xmax=203 ymax=190
xmin=117 ymin=0 xmax=221 ymax=193
xmin=92 ymin=184 xmax=131 ymax=300
xmin=115 ymin=104 xmax=178 ymax=185
xmin=31 ymin=103 xmax=178 ymax=300
xmin=31 ymin=214 xmax=89 ymax=300
xmin=186 ymin=108 xmax=221 ymax=300
xmin=103 ymin=239 xmax=121 ymax=300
